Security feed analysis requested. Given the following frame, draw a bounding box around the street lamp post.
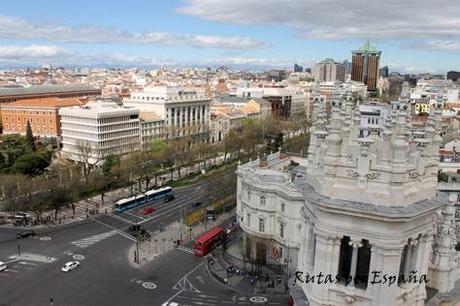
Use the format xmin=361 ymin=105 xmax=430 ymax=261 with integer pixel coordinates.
xmin=134 ymin=221 xmax=140 ymax=264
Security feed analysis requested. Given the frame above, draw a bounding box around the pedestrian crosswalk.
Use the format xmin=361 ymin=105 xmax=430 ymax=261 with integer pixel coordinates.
xmin=177 ymin=246 xmax=194 ymax=255
xmin=71 ymin=230 xmax=117 ymax=248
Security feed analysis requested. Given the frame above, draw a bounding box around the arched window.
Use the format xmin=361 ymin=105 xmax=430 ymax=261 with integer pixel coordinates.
xmin=260 ymin=196 xmax=266 ymax=206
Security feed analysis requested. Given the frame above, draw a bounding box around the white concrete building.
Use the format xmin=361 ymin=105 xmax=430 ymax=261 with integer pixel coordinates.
xmin=236 ymin=93 xmax=460 ymax=305
xmin=359 ymin=102 xmax=389 ymax=137
xmin=59 ymin=101 xmax=140 ymax=164
xmin=236 ymin=86 xmax=306 ymax=118
xmin=124 ymin=86 xmax=211 ymax=141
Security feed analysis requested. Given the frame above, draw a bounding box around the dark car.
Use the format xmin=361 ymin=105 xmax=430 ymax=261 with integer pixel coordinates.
xmin=16 ymin=230 xmax=35 ymax=239
xmin=164 ymin=194 xmax=175 ymax=203
xmin=192 ymin=201 xmax=202 ymax=208
xmin=128 ymin=224 xmax=142 ymax=233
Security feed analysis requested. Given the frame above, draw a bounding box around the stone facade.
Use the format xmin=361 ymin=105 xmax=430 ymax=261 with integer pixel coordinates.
xmin=236 ymin=92 xmax=460 ymax=306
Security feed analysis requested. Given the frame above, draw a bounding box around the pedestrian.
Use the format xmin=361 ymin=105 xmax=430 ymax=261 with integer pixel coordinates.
xmin=50 ymin=298 xmax=53 ymax=306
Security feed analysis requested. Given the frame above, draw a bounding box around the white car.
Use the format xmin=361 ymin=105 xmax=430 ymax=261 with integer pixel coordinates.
xmin=161 ymin=303 xmax=179 ymax=306
xmin=0 ymin=261 xmax=7 ymax=272
xmin=14 ymin=211 xmax=31 ymax=219
xmin=61 ymin=261 xmax=80 ymax=272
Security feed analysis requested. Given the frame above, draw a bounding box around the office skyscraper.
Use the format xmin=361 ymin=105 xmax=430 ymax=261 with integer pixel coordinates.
xmin=379 ymin=66 xmax=389 ymax=78
xmin=314 ymin=58 xmax=346 ymax=82
xmin=351 ymin=39 xmax=381 ymax=91
xmin=294 ymin=63 xmax=303 ymax=73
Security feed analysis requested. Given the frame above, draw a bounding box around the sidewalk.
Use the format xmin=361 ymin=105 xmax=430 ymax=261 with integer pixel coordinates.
xmin=206 ymin=233 xmax=288 ymax=295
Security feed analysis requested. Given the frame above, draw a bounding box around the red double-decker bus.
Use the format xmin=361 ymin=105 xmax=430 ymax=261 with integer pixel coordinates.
xmin=193 ymin=226 xmax=225 ymax=257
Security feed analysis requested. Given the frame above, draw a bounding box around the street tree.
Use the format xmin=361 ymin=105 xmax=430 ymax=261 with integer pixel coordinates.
xmin=25 ymin=120 xmax=36 ymax=152
xmin=75 ymin=140 xmax=100 ymax=179
xmin=11 ymin=152 xmax=49 ymax=175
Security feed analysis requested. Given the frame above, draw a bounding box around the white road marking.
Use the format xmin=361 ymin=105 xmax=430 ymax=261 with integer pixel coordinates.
xmin=19 ymin=262 xmax=37 ymax=266
xmin=163 ymin=289 xmax=184 ymax=304
xmin=196 ymin=276 xmax=205 ymax=285
xmin=91 ymin=219 xmax=136 ymax=242
xmin=71 ymin=230 xmax=118 ymax=248
xmin=142 ymin=282 xmax=157 ymax=290
xmin=173 ymin=276 xmax=201 ymax=293
xmin=5 ymin=269 xmax=18 ymax=273
xmin=4 ymin=259 xmax=20 ymax=264
xmin=177 ymin=246 xmax=195 ymax=254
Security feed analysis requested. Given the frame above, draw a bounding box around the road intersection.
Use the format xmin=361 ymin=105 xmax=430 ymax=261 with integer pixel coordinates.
xmin=0 ymin=169 xmax=288 ymax=305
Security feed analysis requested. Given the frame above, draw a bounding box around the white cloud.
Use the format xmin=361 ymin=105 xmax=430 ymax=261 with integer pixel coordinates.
xmin=0 ymin=45 xmax=71 ymax=59
xmin=177 ymin=0 xmax=460 ymax=42
xmin=404 ymin=40 xmax=460 ymax=52
xmin=0 ymin=15 xmax=268 ymax=50
xmin=0 ymin=45 xmax=288 ymax=68
xmin=203 ymin=56 xmax=293 ymax=67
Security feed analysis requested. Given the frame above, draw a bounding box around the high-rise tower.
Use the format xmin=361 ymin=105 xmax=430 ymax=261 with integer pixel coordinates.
xmin=351 ymin=39 xmax=381 ymax=91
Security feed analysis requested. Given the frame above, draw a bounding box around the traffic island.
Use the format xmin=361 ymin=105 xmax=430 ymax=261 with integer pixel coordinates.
xmin=206 ymin=232 xmax=289 ymax=296
xmin=127 ymin=210 xmax=236 ymax=267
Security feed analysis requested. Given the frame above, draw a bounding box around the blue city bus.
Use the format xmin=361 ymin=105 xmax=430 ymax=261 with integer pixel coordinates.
xmin=114 ymin=186 xmax=173 ymax=213
xmin=115 ymin=194 xmax=147 ymax=213
xmin=144 ymin=186 xmax=173 ymax=202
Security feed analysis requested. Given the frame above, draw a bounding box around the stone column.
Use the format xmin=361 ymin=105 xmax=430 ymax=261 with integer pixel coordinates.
xmin=429 ymin=201 xmax=457 ymax=292
xmin=306 ymin=224 xmax=315 ymax=271
xmin=404 ymin=242 xmax=412 ymax=277
xmin=412 ymin=233 xmax=433 ymax=302
xmin=371 ymin=244 xmax=405 ymax=306
xmin=310 ymin=232 xmax=336 ymax=304
xmin=348 ymin=239 xmax=363 ymax=286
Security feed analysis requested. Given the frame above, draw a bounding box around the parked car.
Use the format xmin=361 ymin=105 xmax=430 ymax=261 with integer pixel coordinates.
xmin=0 ymin=261 xmax=7 ymax=272
xmin=192 ymin=201 xmax=202 ymax=208
xmin=14 ymin=212 xmax=31 ymax=219
xmin=61 ymin=261 xmax=80 ymax=272
xmin=128 ymin=224 xmax=142 ymax=233
xmin=16 ymin=230 xmax=35 ymax=239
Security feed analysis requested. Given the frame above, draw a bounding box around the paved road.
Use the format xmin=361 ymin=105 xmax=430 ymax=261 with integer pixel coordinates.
xmin=0 ymin=221 xmax=287 ymax=306
xmin=102 ymin=168 xmax=237 ymax=234
xmin=0 ymin=169 xmax=287 ymax=305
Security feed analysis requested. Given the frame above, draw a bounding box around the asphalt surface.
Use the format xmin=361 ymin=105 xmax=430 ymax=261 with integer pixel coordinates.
xmin=0 ymin=169 xmax=288 ymax=306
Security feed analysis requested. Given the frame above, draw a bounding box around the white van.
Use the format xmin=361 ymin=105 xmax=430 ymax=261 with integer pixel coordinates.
xmin=0 ymin=261 xmax=7 ymax=272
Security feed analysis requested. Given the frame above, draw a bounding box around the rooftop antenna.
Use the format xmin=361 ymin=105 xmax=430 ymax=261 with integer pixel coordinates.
xmin=365 ymin=37 xmax=370 ymax=50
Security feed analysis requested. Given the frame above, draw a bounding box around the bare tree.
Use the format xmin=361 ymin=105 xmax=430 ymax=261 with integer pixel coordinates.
xmin=74 ymin=140 xmax=100 ymax=180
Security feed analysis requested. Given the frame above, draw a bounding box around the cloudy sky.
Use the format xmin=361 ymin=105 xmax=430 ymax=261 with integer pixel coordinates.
xmin=0 ymin=0 xmax=459 ymax=72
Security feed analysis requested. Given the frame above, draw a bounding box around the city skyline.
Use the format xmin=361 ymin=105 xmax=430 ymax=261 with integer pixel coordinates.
xmin=0 ymin=0 xmax=459 ymax=72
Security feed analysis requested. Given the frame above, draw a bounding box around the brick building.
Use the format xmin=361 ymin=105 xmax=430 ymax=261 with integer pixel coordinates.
xmin=0 ymin=98 xmax=84 ymax=138
xmin=0 ymin=84 xmax=100 ymax=104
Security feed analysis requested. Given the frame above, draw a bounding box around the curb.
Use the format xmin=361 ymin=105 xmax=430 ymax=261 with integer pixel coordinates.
xmin=204 ymin=255 xmax=249 ymax=296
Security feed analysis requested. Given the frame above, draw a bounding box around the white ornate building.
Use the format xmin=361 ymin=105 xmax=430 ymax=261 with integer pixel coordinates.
xmin=236 ymin=93 xmax=460 ymax=305
xmin=123 ymin=86 xmax=211 ymax=142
